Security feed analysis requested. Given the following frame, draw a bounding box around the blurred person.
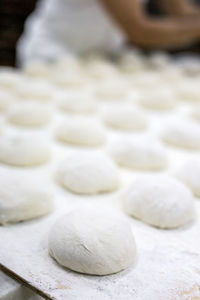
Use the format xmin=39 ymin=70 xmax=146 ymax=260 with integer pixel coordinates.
xmin=17 ymin=0 xmax=200 ymax=64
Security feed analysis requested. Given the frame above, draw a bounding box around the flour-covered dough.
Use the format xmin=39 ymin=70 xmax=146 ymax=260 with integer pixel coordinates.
xmin=0 ymin=90 xmax=15 ymax=111
xmin=17 ymin=80 xmax=52 ymax=101
xmin=56 ymin=152 xmax=119 ymax=194
xmin=161 ymin=120 xmax=200 ymax=149
xmin=176 ymin=159 xmax=200 ymax=197
xmin=102 ymin=104 xmax=147 ymax=131
xmin=57 ymin=92 xmax=97 ymax=113
xmin=139 ymin=88 xmax=176 ymax=110
xmin=49 ymin=208 xmax=136 ymax=275
xmin=124 ymin=175 xmax=195 ymax=228
xmin=8 ymin=102 xmax=52 ymax=127
xmin=0 ymin=174 xmax=53 ymax=224
xmin=0 ymin=135 xmax=51 ymax=166
xmin=109 ymin=136 xmax=167 ymax=170
xmin=55 ymin=117 xmax=106 ymax=146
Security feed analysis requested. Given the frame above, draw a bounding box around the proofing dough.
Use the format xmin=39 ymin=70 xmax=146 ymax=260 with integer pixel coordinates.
xmin=0 ymin=174 xmax=53 ymax=224
xmin=139 ymin=88 xmax=176 ymax=110
xmin=102 ymin=104 xmax=147 ymax=131
xmin=176 ymin=159 xmax=200 ymax=197
xmin=124 ymin=175 xmax=195 ymax=229
xmin=8 ymin=102 xmax=52 ymax=127
xmin=55 ymin=117 xmax=106 ymax=146
xmin=57 ymin=92 xmax=97 ymax=113
xmin=48 ymin=208 xmax=136 ymax=275
xmin=16 ymin=80 xmax=53 ymax=101
xmin=56 ymin=152 xmax=119 ymax=194
xmin=161 ymin=120 xmax=200 ymax=150
xmin=96 ymin=80 xmax=128 ymax=100
xmin=0 ymin=135 xmax=51 ymax=166
xmin=0 ymin=90 xmax=15 ymax=111
xmin=109 ymin=136 xmax=167 ymax=170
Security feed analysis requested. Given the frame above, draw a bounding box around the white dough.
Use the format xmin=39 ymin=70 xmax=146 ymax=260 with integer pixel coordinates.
xmin=48 ymin=208 xmax=136 ymax=275
xmin=190 ymin=106 xmax=200 ymax=122
xmin=161 ymin=119 xmax=200 ymax=150
xmin=0 ymin=90 xmax=15 ymax=111
xmin=0 ymin=135 xmax=51 ymax=166
xmin=176 ymin=80 xmax=200 ymax=102
xmin=16 ymin=80 xmax=53 ymax=101
xmin=176 ymin=159 xmax=200 ymax=197
xmin=0 ymin=174 xmax=53 ymax=224
xmin=96 ymin=80 xmax=128 ymax=100
xmin=55 ymin=117 xmax=106 ymax=146
xmin=56 ymin=152 xmax=119 ymax=194
xmin=139 ymin=88 xmax=176 ymax=110
xmin=102 ymin=104 xmax=147 ymax=131
xmin=109 ymin=136 xmax=167 ymax=170
xmin=0 ymin=69 xmax=21 ymax=90
xmin=124 ymin=175 xmax=195 ymax=229
xmin=57 ymin=92 xmax=97 ymax=113
xmin=8 ymin=102 xmax=52 ymax=127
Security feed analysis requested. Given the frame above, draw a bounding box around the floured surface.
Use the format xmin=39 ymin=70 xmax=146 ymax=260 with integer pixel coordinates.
xmin=0 ymin=56 xmax=200 ymax=299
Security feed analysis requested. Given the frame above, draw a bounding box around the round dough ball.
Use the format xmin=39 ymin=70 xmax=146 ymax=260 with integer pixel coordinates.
xmin=147 ymin=52 xmax=171 ymax=69
xmin=190 ymin=106 xmax=200 ymax=122
xmin=0 ymin=135 xmax=51 ymax=166
xmin=96 ymin=80 xmax=128 ymax=100
xmin=17 ymin=80 xmax=52 ymax=101
xmin=55 ymin=117 xmax=106 ymax=147
xmin=0 ymin=90 xmax=15 ymax=112
xmin=119 ymin=50 xmax=145 ymax=73
xmin=8 ymin=102 xmax=52 ymax=127
xmin=139 ymin=88 xmax=176 ymax=111
xmin=0 ymin=174 xmax=53 ymax=224
xmin=124 ymin=175 xmax=195 ymax=229
xmin=176 ymin=159 xmax=200 ymax=197
xmin=102 ymin=104 xmax=147 ymax=131
xmin=56 ymin=92 xmax=97 ymax=113
xmin=109 ymin=137 xmax=167 ymax=170
xmin=86 ymin=61 xmax=118 ymax=80
xmin=56 ymin=152 xmax=119 ymax=194
xmin=49 ymin=208 xmax=136 ymax=275
xmin=0 ymin=69 xmax=21 ymax=89
xmin=161 ymin=120 xmax=200 ymax=150
xmin=24 ymin=61 xmax=51 ymax=77
xmin=175 ymin=80 xmax=200 ymax=102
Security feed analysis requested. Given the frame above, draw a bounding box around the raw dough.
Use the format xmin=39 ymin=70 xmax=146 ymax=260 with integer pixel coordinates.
xmin=161 ymin=119 xmax=200 ymax=149
xmin=0 ymin=174 xmax=53 ymax=224
xmin=57 ymin=92 xmax=97 ymax=113
xmin=176 ymin=159 xmax=200 ymax=197
xmin=16 ymin=80 xmax=53 ymax=101
xmin=96 ymin=80 xmax=128 ymax=100
xmin=0 ymin=135 xmax=51 ymax=166
xmin=139 ymin=88 xmax=176 ymax=110
xmin=124 ymin=175 xmax=195 ymax=229
xmin=55 ymin=117 xmax=106 ymax=146
xmin=109 ymin=136 xmax=167 ymax=170
xmin=0 ymin=90 xmax=15 ymax=111
xmin=8 ymin=102 xmax=52 ymax=127
xmin=48 ymin=208 xmax=136 ymax=275
xmin=102 ymin=104 xmax=147 ymax=131
xmin=56 ymin=152 xmax=119 ymax=194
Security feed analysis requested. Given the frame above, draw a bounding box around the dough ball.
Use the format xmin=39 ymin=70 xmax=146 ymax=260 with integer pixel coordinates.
xmin=102 ymin=104 xmax=147 ymax=131
xmin=176 ymin=159 xmax=200 ymax=197
xmin=0 ymin=69 xmax=21 ymax=89
xmin=24 ymin=61 xmax=51 ymax=78
xmin=0 ymin=174 xmax=53 ymax=224
xmin=56 ymin=92 xmax=97 ymax=113
xmin=86 ymin=61 xmax=118 ymax=80
xmin=96 ymin=80 xmax=128 ymax=100
xmin=16 ymin=80 xmax=52 ymax=101
xmin=147 ymin=52 xmax=171 ymax=69
xmin=124 ymin=175 xmax=195 ymax=229
xmin=139 ymin=88 xmax=176 ymax=111
xmin=0 ymin=90 xmax=15 ymax=112
xmin=0 ymin=135 xmax=51 ymax=166
xmin=161 ymin=120 xmax=200 ymax=150
xmin=175 ymin=80 xmax=200 ymax=102
xmin=49 ymin=208 xmax=136 ymax=275
xmin=56 ymin=152 xmax=119 ymax=194
xmin=190 ymin=106 xmax=200 ymax=122
xmin=109 ymin=136 xmax=167 ymax=170
xmin=8 ymin=102 xmax=52 ymax=127
xmin=119 ymin=50 xmax=145 ymax=73
xmin=55 ymin=117 xmax=106 ymax=147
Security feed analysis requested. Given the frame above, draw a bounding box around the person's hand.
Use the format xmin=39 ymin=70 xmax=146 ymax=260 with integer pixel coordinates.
xmin=160 ymin=0 xmax=200 ymax=17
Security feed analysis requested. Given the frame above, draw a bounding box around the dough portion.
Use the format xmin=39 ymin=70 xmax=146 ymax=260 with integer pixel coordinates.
xmin=49 ymin=208 xmax=136 ymax=275
xmin=55 ymin=117 xmax=106 ymax=147
xmin=109 ymin=136 xmax=167 ymax=170
xmin=96 ymin=80 xmax=128 ymax=100
xmin=56 ymin=152 xmax=119 ymax=194
xmin=176 ymin=159 xmax=200 ymax=197
xmin=57 ymin=92 xmax=97 ymax=113
xmin=102 ymin=104 xmax=147 ymax=131
xmin=16 ymin=80 xmax=52 ymax=101
xmin=124 ymin=175 xmax=195 ymax=229
xmin=139 ymin=88 xmax=176 ymax=110
xmin=0 ymin=135 xmax=51 ymax=166
xmin=8 ymin=102 xmax=52 ymax=127
xmin=0 ymin=90 xmax=15 ymax=112
xmin=161 ymin=120 xmax=200 ymax=149
xmin=0 ymin=174 xmax=53 ymax=224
